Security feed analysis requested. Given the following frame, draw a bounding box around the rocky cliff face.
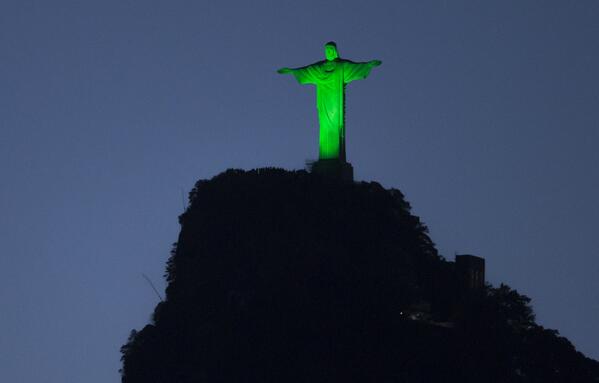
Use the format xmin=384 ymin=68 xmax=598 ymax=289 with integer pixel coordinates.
xmin=120 ymin=168 xmax=599 ymax=383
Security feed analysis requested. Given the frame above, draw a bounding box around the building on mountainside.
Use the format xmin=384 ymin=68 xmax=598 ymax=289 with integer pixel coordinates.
xmin=455 ymin=254 xmax=485 ymax=291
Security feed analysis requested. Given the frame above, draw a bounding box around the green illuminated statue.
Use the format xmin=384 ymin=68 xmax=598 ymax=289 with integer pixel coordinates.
xmin=278 ymin=42 xmax=381 ymax=162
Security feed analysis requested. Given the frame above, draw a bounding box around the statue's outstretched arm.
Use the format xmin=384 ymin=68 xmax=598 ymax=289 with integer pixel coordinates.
xmin=278 ymin=63 xmax=320 ymax=84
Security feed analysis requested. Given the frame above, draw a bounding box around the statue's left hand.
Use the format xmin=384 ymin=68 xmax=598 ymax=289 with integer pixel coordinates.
xmin=369 ymin=60 xmax=382 ymax=67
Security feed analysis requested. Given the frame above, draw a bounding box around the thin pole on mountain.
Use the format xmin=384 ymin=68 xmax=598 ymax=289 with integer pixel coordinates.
xmin=142 ymin=273 xmax=164 ymax=302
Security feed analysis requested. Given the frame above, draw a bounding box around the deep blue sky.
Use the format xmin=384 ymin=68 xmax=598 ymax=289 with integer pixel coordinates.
xmin=1 ymin=1 xmax=598 ymax=381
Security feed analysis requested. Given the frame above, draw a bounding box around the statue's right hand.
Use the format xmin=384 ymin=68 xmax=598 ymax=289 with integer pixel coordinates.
xmin=277 ymin=67 xmax=292 ymax=74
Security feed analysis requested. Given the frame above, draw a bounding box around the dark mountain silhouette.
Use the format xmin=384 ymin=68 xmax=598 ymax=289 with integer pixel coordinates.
xmin=120 ymin=168 xmax=599 ymax=382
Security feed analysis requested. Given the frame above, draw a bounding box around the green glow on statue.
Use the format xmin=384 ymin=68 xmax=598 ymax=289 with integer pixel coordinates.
xmin=278 ymin=42 xmax=381 ymax=161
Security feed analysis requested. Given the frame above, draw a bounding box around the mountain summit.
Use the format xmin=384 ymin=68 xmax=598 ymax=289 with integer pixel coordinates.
xmin=121 ymin=168 xmax=599 ymax=382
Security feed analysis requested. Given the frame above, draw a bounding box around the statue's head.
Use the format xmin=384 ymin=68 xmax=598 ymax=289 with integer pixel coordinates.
xmin=324 ymin=41 xmax=339 ymax=61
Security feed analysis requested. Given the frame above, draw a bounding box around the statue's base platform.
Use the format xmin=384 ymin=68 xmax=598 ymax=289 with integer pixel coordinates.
xmin=308 ymin=159 xmax=354 ymax=182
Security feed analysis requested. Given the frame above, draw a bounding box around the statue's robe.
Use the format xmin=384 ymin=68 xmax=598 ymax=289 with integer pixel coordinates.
xmin=292 ymin=59 xmax=374 ymax=161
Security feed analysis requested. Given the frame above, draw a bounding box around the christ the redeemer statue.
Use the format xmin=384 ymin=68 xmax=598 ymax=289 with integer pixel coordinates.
xmin=278 ymin=41 xmax=381 ymax=162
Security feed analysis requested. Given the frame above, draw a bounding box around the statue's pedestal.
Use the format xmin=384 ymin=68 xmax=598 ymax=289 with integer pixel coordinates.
xmin=309 ymin=159 xmax=354 ymax=182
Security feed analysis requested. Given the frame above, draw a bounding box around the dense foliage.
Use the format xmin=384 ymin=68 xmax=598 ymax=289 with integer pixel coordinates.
xmin=121 ymin=168 xmax=599 ymax=382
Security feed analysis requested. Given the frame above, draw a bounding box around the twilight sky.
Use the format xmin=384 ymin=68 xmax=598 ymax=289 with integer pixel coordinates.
xmin=1 ymin=1 xmax=598 ymax=382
